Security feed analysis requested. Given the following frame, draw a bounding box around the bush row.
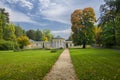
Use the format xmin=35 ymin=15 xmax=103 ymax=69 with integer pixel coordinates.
xmin=0 ymin=40 xmax=19 ymax=50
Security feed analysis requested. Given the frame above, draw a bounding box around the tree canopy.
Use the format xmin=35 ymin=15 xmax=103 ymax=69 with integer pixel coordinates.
xmin=0 ymin=8 xmax=54 ymax=50
xmin=26 ymin=29 xmax=53 ymax=41
xmin=0 ymin=8 xmax=9 ymax=39
xmin=99 ymin=0 xmax=120 ymax=47
xmin=71 ymin=7 xmax=96 ymax=48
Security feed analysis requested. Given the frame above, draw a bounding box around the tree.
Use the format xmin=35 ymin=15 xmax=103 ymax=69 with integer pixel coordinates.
xmin=93 ymin=26 xmax=102 ymax=46
xmin=0 ymin=8 xmax=9 ymax=39
xmin=35 ymin=29 xmax=43 ymax=41
xmin=15 ymin=25 xmax=24 ymax=37
xmin=101 ymin=24 xmax=116 ymax=47
xmin=67 ymin=33 xmax=73 ymax=41
xmin=43 ymin=35 xmax=48 ymax=42
xmin=99 ymin=0 xmax=120 ymax=47
xmin=71 ymin=7 xmax=96 ymax=48
xmin=42 ymin=29 xmax=53 ymax=41
xmin=26 ymin=30 xmax=36 ymax=40
xmin=3 ymin=23 xmax=16 ymax=41
xmin=17 ymin=36 xmax=30 ymax=49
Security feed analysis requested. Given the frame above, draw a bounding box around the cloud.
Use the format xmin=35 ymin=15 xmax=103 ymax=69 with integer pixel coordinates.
xmin=41 ymin=5 xmax=69 ymax=24
xmin=0 ymin=1 xmax=35 ymax=23
xmin=52 ymin=29 xmax=71 ymax=39
xmin=39 ymin=0 xmax=51 ymax=9
xmin=52 ymin=29 xmax=71 ymax=34
xmin=39 ymin=0 xmax=73 ymax=24
xmin=19 ymin=0 xmax=33 ymax=10
xmin=0 ymin=0 xmax=105 ymax=39
xmin=1 ymin=0 xmax=33 ymax=10
xmin=39 ymin=0 xmax=104 ymax=25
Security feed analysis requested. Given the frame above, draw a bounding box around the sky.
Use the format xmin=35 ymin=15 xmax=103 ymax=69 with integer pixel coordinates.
xmin=0 ymin=0 xmax=104 ymax=39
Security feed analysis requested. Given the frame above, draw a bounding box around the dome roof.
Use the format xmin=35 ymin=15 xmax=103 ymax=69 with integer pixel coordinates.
xmin=53 ymin=36 xmax=64 ymax=39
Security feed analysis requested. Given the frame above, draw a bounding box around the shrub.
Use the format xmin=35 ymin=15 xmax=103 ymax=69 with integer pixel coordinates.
xmin=45 ymin=48 xmax=51 ymax=50
xmin=0 ymin=40 xmax=19 ymax=50
xmin=17 ymin=36 xmax=30 ymax=49
xmin=13 ymin=43 xmax=21 ymax=52
xmin=51 ymin=49 xmax=57 ymax=53
xmin=111 ymin=46 xmax=120 ymax=49
xmin=59 ymin=47 xmax=64 ymax=49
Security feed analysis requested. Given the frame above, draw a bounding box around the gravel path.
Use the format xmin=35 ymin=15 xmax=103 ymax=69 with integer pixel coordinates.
xmin=43 ymin=49 xmax=78 ymax=80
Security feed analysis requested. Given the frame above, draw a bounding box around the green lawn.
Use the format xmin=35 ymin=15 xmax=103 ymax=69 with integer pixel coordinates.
xmin=0 ymin=49 xmax=63 ymax=80
xmin=70 ymin=48 xmax=120 ymax=80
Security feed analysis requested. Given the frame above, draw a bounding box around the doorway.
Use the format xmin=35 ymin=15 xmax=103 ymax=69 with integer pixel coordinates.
xmin=66 ymin=43 xmax=68 ymax=48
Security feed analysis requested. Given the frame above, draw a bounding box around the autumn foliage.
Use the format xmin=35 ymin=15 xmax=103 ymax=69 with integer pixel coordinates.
xmin=17 ymin=36 xmax=30 ymax=49
xmin=71 ymin=7 xmax=96 ymax=48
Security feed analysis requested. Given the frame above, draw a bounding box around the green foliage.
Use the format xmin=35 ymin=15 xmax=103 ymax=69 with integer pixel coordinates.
xmin=3 ymin=23 xmax=16 ymax=41
xmin=67 ymin=33 xmax=73 ymax=41
xmin=0 ymin=23 xmax=3 ymax=39
xmin=43 ymin=29 xmax=53 ymax=41
xmin=26 ymin=29 xmax=53 ymax=41
xmin=99 ymin=0 xmax=120 ymax=47
xmin=35 ymin=29 xmax=43 ymax=41
xmin=15 ymin=25 xmax=25 ymax=37
xmin=26 ymin=30 xmax=36 ymax=40
xmin=51 ymin=49 xmax=57 ymax=53
xmin=0 ymin=40 xmax=18 ymax=50
xmin=101 ymin=24 xmax=115 ymax=47
xmin=72 ymin=29 xmax=84 ymax=46
xmin=70 ymin=48 xmax=120 ymax=80
xmin=0 ymin=8 xmax=9 ymax=39
xmin=0 ymin=49 xmax=63 ymax=80
xmin=71 ymin=7 xmax=96 ymax=48
xmin=17 ymin=36 xmax=30 ymax=49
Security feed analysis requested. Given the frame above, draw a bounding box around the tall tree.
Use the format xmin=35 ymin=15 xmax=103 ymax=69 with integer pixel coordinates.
xmin=67 ymin=33 xmax=73 ymax=41
xmin=15 ymin=25 xmax=24 ymax=37
xmin=26 ymin=30 xmax=36 ymax=40
xmin=101 ymin=24 xmax=115 ymax=47
xmin=93 ymin=26 xmax=102 ymax=46
xmin=35 ymin=29 xmax=43 ymax=41
xmin=3 ymin=23 xmax=16 ymax=41
xmin=71 ymin=7 xmax=96 ymax=48
xmin=99 ymin=0 xmax=120 ymax=47
xmin=0 ymin=8 xmax=9 ymax=39
xmin=42 ymin=29 xmax=53 ymax=41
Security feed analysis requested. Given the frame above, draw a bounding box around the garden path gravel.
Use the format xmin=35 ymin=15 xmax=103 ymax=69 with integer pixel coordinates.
xmin=43 ymin=49 xmax=78 ymax=80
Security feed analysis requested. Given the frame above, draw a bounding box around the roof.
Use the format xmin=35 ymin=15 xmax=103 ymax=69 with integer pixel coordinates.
xmin=53 ymin=36 xmax=65 ymax=39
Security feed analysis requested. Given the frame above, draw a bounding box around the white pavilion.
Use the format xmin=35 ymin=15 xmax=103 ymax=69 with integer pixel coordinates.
xmin=25 ymin=36 xmax=74 ymax=49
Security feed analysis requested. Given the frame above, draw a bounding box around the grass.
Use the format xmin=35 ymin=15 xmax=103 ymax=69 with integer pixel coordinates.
xmin=0 ymin=49 xmax=63 ymax=80
xmin=70 ymin=48 xmax=120 ymax=80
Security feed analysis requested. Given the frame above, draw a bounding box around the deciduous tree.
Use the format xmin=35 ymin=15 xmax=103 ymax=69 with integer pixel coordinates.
xmin=17 ymin=36 xmax=30 ymax=49
xmin=42 ymin=29 xmax=53 ymax=41
xmin=93 ymin=26 xmax=102 ymax=46
xmin=26 ymin=30 xmax=36 ymax=40
xmin=3 ymin=23 xmax=16 ymax=41
xmin=71 ymin=7 xmax=96 ymax=48
xmin=35 ymin=29 xmax=43 ymax=41
xmin=15 ymin=25 xmax=24 ymax=37
xmin=0 ymin=8 xmax=9 ymax=39
xmin=99 ymin=0 xmax=120 ymax=47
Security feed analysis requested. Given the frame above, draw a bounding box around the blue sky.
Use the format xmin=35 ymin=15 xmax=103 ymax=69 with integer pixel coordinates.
xmin=0 ymin=0 xmax=104 ymax=39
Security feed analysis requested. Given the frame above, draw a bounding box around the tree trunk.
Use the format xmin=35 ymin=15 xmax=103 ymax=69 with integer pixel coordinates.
xmin=43 ymin=42 xmax=44 ymax=48
xmin=82 ymin=43 xmax=86 ymax=48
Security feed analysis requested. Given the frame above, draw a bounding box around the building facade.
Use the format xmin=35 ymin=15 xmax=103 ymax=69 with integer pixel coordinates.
xmin=25 ymin=36 xmax=74 ymax=49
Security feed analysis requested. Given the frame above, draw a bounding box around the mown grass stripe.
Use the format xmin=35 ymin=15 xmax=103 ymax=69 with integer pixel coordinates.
xmin=0 ymin=49 xmax=63 ymax=80
xmin=70 ymin=48 xmax=120 ymax=80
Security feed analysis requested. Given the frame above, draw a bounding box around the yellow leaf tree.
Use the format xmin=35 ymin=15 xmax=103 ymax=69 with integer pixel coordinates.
xmin=93 ymin=26 xmax=102 ymax=46
xmin=17 ymin=36 xmax=30 ymax=49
